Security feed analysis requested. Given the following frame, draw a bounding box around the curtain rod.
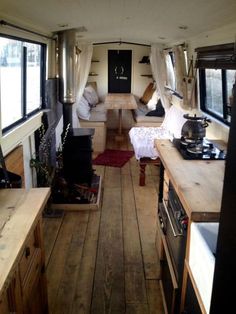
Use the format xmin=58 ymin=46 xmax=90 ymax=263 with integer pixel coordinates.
xmin=163 ymin=42 xmax=187 ymax=51
xmin=93 ymin=41 xmax=150 ymax=47
xmin=0 ymin=19 xmax=54 ymax=40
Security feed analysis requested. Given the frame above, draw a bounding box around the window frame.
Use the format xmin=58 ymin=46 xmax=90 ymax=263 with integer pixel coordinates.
xmin=164 ymin=47 xmax=188 ymax=99
xmin=0 ymin=33 xmax=46 ymax=134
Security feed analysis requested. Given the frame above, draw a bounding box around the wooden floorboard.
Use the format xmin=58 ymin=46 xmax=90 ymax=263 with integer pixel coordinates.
xmin=71 ymin=211 xmax=101 ymax=314
xmin=44 ymin=129 xmax=163 ymax=314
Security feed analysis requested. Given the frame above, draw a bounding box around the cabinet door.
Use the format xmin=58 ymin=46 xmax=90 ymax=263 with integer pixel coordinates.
xmin=23 ymin=272 xmax=45 ymax=314
xmin=0 ymin=290 xmax=10 ymax=314
xmin=0 ymin=271 xmax=23 ymax=314
xmin=22 ymin=249 xmax=48 ymax=314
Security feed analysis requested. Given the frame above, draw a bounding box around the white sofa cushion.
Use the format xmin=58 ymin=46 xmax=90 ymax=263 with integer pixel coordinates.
xmin=83 ymin=85 xmax=99 ymax=106
xmin=76 ymin=96 xmax=91 ymax=120
xmin=147 ymin=90 xmax=160 ymax=111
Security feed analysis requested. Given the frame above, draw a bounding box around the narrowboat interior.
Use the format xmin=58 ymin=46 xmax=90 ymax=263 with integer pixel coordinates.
xmin=0 ymin=1 xmax=236 ymax=313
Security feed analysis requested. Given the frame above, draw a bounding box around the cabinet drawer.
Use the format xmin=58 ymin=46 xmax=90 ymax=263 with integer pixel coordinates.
xmin=163 ymin=181 xmax=169 ymax=201
xmin=164 ymin=171 xmax=169 ymax=185
xmin=19 ymin=229 xmax=38 ymax=283
xmin=22 ymin=248 xmax=41 ymax=295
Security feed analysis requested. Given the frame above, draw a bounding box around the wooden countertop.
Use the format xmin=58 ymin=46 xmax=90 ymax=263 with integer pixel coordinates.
xmin=0 ymin=188 xmax=50 ymax=294
xmin=155 ymin=140 xmax=225 ymax=222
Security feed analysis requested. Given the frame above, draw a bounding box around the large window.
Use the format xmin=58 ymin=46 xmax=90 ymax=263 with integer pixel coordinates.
xmin=196 ymin=43 xmax=236 ymax=125
xmin=0 ymin=35 xmax=46 ymax=132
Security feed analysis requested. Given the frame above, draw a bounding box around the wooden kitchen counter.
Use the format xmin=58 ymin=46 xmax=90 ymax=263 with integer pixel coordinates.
xmin=0 ymin=188 xmax=50 ymax=295
xmin=155 ymin=139 xmax=225 ymax=221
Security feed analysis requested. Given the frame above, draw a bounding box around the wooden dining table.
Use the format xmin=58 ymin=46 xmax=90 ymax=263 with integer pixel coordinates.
xmin=105 ymin=93 xmax=137 ymax=140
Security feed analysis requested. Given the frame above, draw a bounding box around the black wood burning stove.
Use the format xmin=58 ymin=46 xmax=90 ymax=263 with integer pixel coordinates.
xmin=63 ymin=128 xmax=95 ymax=186
xmin=57 ymin=29 xmax=95 ymax=187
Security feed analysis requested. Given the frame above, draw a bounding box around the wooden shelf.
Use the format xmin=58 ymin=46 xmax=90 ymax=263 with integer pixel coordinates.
xmin=141 ymin=74 xmax=152 ymax=78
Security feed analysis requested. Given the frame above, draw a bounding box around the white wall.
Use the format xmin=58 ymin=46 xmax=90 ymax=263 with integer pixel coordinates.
xmin=88 ymin=43 xmax=152 ymax=129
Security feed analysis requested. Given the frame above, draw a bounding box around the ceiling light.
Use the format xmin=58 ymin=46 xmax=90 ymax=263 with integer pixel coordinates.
xmin=58 ymin=23 xmax=69 ymax=28
xmin=158 ymin=36 xmax=166 ymax=40
xmin=178 ymin=25 xmax=188 ymax=30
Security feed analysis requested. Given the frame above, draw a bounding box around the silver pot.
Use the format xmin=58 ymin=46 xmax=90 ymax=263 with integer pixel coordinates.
xmin=181 ymin=114 xmax=211 ymax=141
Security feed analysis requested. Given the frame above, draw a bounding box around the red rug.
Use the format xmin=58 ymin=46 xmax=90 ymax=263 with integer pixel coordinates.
xmin=92 ymin=149 xmax=134 ymax=167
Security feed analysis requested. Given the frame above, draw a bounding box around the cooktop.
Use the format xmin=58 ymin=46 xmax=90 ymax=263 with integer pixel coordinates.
xmin=173 ymin=138 xmax=226 ymax=160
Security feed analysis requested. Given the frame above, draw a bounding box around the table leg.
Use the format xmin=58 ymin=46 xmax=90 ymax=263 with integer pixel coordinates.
xmin=118 ymin=109 xmax=122 ymax=135
xmin=115 ymin=109 xmax=124 ymax=141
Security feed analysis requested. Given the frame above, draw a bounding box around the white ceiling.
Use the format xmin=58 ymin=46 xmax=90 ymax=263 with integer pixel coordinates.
xmin=0 ymin=0 xmax=236 ymax=44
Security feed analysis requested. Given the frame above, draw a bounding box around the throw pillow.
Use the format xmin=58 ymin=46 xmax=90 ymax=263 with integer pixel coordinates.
xmin=76 ymin=96 xmax=91 ymax=120
xmin=146 ymin=99 xmax=165 ymax=117
xmin=83 ymin=85 xmax=99 ymax=107
xmin=147 ymin=90 xmax=160 ymax=111
xmin=140 ymin=82 xmax=154 ymax=104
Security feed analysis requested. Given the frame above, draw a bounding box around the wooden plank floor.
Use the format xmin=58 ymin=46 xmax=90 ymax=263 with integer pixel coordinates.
xmin=43 ymin=129 xmax=164 ymax=314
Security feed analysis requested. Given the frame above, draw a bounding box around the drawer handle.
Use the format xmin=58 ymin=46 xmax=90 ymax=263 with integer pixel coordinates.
xmin=25 ymin=246 xmax=31 ymax=258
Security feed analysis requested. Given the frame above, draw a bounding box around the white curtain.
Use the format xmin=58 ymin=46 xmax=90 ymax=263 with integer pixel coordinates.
xmin=72 ymin=43 xmax=93 ymax=127
xmin=150 ymin=45 xmax=171 ymax=110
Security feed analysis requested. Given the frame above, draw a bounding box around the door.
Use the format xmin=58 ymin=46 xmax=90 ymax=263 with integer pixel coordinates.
xmin=108 ymin=50 xmax=132 ymax=93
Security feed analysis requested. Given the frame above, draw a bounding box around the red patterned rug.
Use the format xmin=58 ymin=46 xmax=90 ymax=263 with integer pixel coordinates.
xmin=92 ymin=149 xmax=134 ymax=168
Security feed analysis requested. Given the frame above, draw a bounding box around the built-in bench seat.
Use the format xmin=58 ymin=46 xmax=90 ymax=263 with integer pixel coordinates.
xmin=79 ymin=102 xmax=107 ymax=153
xmin=75 ymin=83 xmax=107 ymax=153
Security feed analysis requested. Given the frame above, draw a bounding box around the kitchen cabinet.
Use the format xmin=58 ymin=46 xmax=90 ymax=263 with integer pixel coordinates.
xmin=0 ymin=188 xmax=50 ymax=314
xmin=0 ymin=289 xmax=10 ymax=313
xmin=155 ymin=139 xmax=224 ymax=313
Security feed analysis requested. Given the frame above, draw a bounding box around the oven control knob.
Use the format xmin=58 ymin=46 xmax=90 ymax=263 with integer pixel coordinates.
xmin=175 ymin=211 xmax=181 ymax=220
xmin=180 ymin=217 xmax=188 ymax=230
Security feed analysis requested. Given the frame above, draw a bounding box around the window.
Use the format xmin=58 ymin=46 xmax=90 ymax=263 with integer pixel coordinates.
xmin=164 ymin=46 xmax=188 ymax=98
xmin=196 ymin=43 xmax=236 ymax=125
xmin=0 ymin=35 xmax=46 ymax=132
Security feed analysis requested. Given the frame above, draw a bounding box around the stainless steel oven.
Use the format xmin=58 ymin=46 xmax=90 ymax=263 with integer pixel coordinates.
xmin=159 ymin=182 xmax=188 ymax=313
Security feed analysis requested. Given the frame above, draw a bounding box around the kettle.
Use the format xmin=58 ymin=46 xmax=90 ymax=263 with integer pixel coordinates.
xmin=181 ymin=114 xmax=211 ymax=141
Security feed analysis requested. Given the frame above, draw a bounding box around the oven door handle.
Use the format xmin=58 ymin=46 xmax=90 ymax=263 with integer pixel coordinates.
xmin=163 ymin=199 xmax=183 ymax=237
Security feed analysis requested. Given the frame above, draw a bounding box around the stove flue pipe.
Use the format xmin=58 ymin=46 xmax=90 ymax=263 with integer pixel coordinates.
xmin=58 ymin=29 xmax=77 ymax=132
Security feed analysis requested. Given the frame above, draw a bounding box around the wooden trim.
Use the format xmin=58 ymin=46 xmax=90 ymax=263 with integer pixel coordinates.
xmin=5 ymin=145 xmax=25 ymax=187
xmin=185 ymin=260 xmax=207 ymax=314
xmin=159 ymin=280 xmax=169 ymax=314
xmin=162 ymin=236 xmax=178 ymax=290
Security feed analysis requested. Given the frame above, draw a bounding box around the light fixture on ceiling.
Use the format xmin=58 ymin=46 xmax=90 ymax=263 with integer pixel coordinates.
xmin=158 ymin=36 xmax=166 ymax=40
xmin=178 ymin=25 xmax=188 ymax=30
xmin=58 ymin=23 xmax=69 ymax=28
